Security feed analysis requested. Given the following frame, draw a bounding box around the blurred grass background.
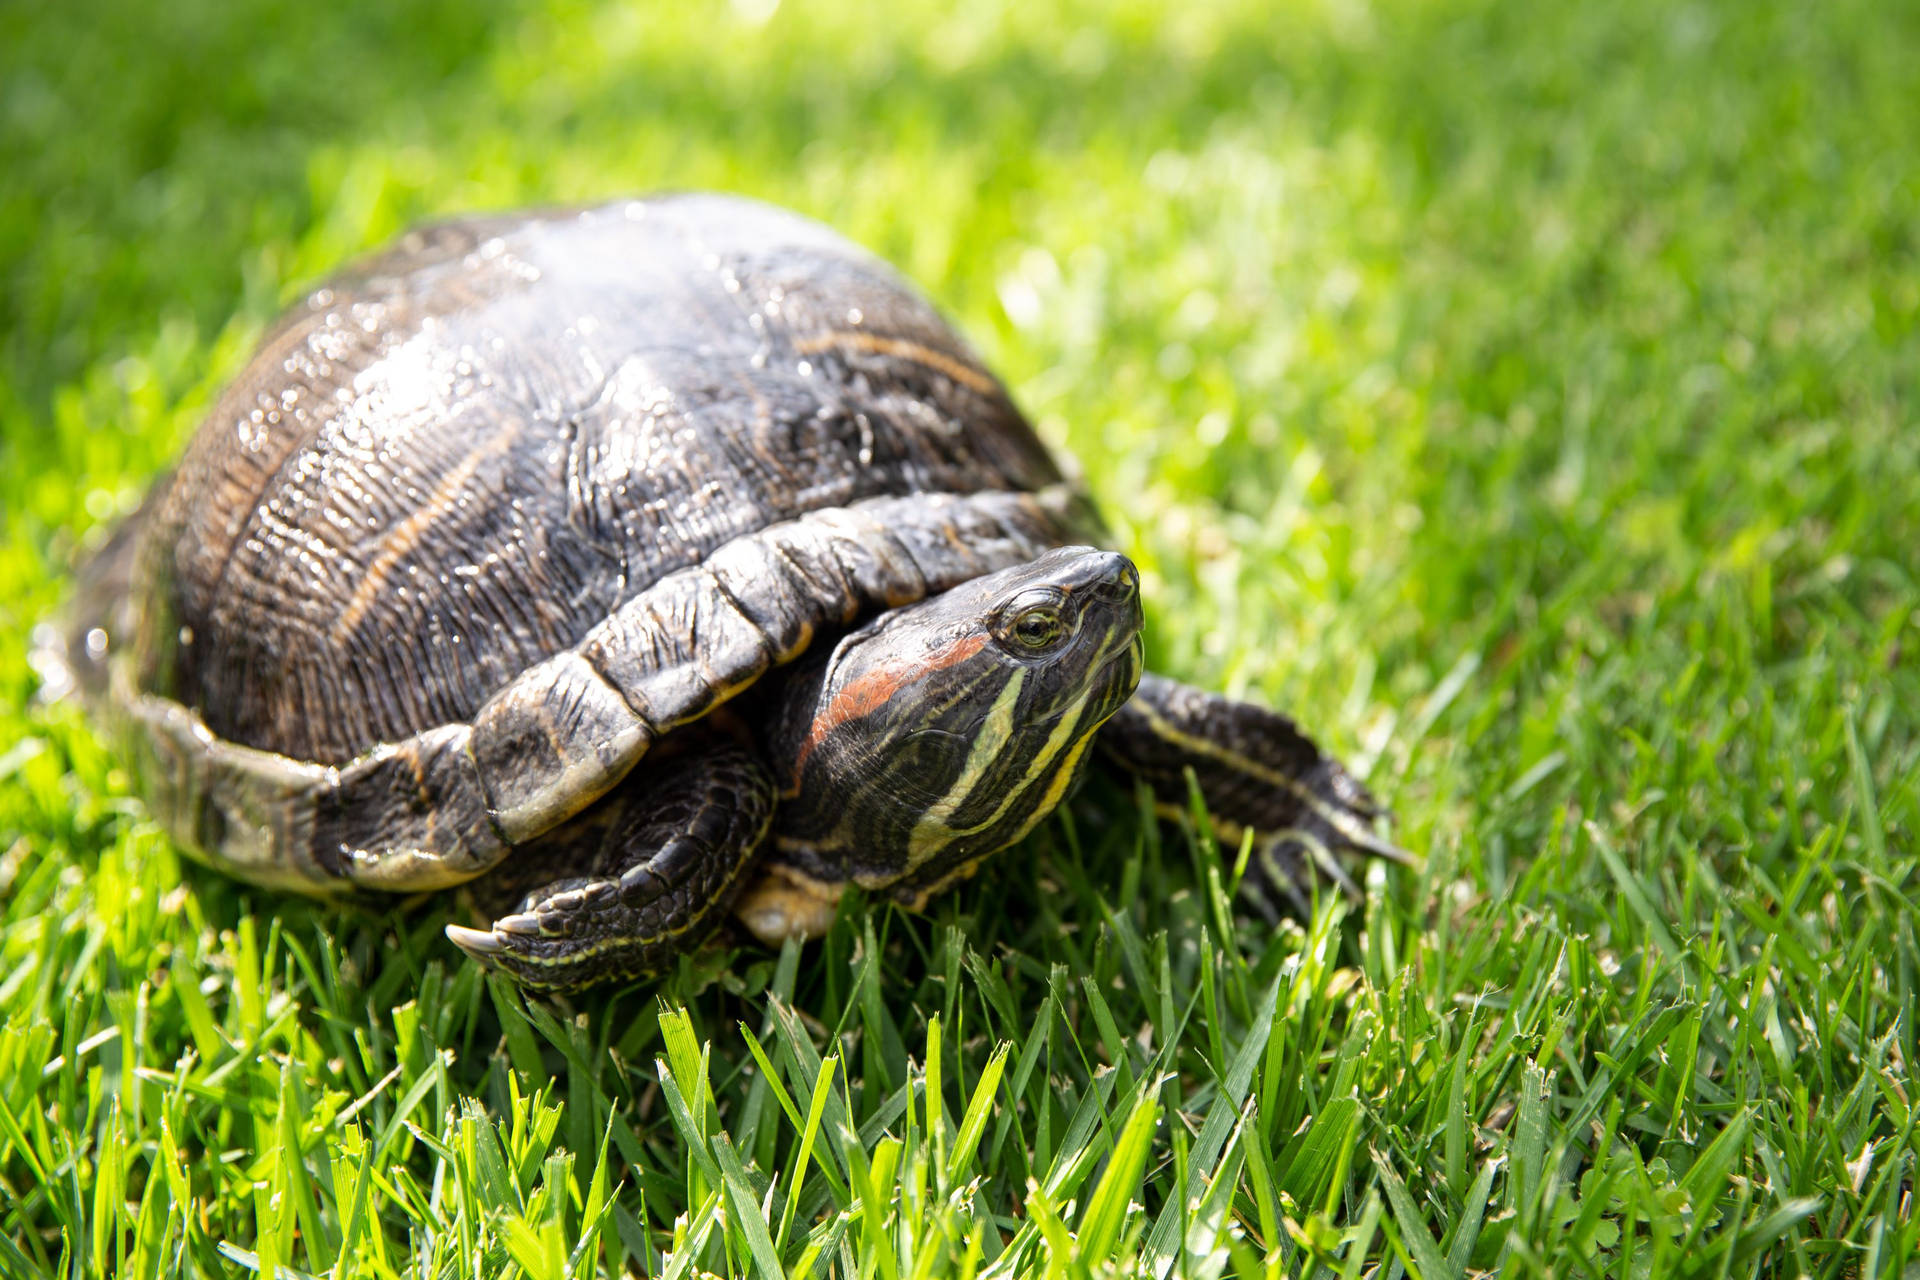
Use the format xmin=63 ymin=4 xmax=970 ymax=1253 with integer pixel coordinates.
xmin=2 ymin=0 xmax=1916 ymax=1274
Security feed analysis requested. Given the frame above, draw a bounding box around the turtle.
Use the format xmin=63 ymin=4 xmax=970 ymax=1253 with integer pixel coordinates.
xmin=44 ymin=193 xmax=1408 ymax=993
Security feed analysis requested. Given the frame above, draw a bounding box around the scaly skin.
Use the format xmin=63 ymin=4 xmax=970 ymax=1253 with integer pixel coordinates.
xmin=446 ymin=548 xmax=1146 ymax=990
xmin=48 ymin=194 xmax=1408 ymax=994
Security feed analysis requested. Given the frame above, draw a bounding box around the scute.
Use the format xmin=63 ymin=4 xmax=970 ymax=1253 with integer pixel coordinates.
xmin=50 ymin=192 xmax=1408 ymax=985
xmin=470 ymin=652 xmax=655 ymax=842
xmin=127 ymin=195 xmax=1070 ymax=765
xmin=317 ymin=725 xmax=508 ymax=888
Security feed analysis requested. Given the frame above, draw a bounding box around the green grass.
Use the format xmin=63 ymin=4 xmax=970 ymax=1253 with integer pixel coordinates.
xmin=3 ymin=0 xmax=1917 ymax=1274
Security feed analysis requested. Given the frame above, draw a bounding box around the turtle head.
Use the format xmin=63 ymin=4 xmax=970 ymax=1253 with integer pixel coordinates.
xmin=765 ymin=546 xmax=1144 ymax=905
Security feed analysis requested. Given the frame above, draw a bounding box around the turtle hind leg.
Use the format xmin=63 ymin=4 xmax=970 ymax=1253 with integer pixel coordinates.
xmin=447 ymin=735 xmax=774 ymax=994
xmin=1098 ymin=673 xmax=1413 ymax=918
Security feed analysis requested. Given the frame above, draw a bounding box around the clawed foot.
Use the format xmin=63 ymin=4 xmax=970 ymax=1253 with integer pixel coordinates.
xmin=1230 ymin=758 xmax=1414 ymax=919
xmin=446 ymin=739 xmax=773 ymax=993
xmin=1102 ymin=673 xmax=1416 ymax=919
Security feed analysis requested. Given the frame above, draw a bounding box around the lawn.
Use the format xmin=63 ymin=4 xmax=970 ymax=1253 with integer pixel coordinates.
xmin=2 ymin=0 xmax=1917 ymax=1275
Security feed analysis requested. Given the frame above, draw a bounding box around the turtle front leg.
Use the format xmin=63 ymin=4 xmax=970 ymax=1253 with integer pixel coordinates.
xmin=446 ymin=735 xmax=774 ymax=993
xmin=1099 ymin=673 xmax=1411 ymax=917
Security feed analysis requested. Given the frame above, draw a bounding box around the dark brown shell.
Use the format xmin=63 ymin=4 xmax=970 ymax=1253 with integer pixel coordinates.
xmin=129 ymin=195 xmax=1066 ymax=764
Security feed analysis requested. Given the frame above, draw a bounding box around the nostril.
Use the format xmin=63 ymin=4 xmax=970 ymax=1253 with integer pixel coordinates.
xmin=1091 ymin=553 xmax=1140 ymax=600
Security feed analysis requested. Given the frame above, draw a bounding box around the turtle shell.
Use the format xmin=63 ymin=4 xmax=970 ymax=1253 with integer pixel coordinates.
xmin=128 ymin=195 xmax=1074 ymax=767
xmin=54 ymin=192 xmax=1402 ymax=963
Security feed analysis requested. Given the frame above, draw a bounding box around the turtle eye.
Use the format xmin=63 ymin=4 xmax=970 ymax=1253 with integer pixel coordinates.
xmin=1010 ymin=607 xmax=1064 ymax=651
xmin=995 ymin=589 xmax=1071 ymax=655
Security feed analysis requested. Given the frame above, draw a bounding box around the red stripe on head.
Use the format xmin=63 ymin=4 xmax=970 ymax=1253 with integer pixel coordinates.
xmin=791 ymin=632 xmax=990 ymax=775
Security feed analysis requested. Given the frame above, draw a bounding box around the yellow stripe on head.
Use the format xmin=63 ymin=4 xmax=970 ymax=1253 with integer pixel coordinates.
xmin=907 ymin=667 xmax=1025 ymax=864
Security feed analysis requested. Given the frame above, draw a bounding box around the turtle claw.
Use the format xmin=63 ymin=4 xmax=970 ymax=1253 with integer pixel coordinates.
xmin=433 ymin=737 xmax=777 ymax=993
xmin=445 ymin=923 xmax=505 ymax=958
xmin=1098 ymin=674 xmax=1417 ymax=918
xmin=1341 ymin=824 xmax=1418 ymax=868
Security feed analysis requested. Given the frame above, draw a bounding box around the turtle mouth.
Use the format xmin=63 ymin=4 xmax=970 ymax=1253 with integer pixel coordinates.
xmin=1067 ymin=619 xmax=1144 ymax=724
xmin=1097 ymin=575 xmax=1146 ymax=692
xmin=1099 ymin=631 xmax=1148 ymax=708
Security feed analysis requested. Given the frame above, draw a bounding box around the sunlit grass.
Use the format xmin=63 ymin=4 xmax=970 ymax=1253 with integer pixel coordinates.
xmin=2 ymin=0 xmax=1916 ymax=1274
